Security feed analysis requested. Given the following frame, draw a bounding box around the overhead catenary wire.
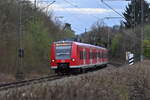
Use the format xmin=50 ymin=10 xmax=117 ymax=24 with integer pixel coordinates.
xmin=28 ymin=0 xmax=85 ymax=34
xmin=21 ymin=0 xmax=56 ymax=24
xmin=41 ymin=0 xmax=118 ymax=33
xmin=61 ymin=0 xmax=108 ymax=33
xmin=101 ymin=0 xmax=126 ymax=19
xmin=35 ymin=0 xmax=87 ymax=33
xmin=63 ymin=0 xmax=78 ymax=7
xmin=57 ymin=11 xmax=88 ymax=33
xmin=63 ymin=0 xmax=105 ymax=20
xmin=52 ymin=2 xmax=92 ymax=31
xmin=62 ymin=0 xmax=130 ymax=27
xmin=39 ymin=0 xmax=56 ymax=11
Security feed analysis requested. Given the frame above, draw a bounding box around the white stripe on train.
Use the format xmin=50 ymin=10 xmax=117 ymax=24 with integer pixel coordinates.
xmin=51 ymin=62 xmax=108 ymax=69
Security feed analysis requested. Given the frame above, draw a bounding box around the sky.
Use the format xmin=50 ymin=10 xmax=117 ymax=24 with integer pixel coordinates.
xmin=29 ymin=0 xmax=150 ymax=34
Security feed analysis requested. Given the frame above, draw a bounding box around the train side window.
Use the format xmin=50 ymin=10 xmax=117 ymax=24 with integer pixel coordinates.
xmin=85 ymin=51 xmax=87 ymax=59
xmin=102 ymin=52 xmax=103 ymax=58
xmin=103 ymin=52 xmax=106 ymax=58
xmin=93 ymin=52 xmax=96 ymax=59
xmin=92 ymin=52 xmax=94 ymax=59
xmin=99 ymin=52 xmax=101 ymax=58
xmin=88 ymin=52 xmax=90 ymax=59
xmin=82 ymin=51 xmax=84 ymax=59
xmin=83 ymin=51 xmax=86 ymax=59
xmin=80 ymin=51 xmax=83 ymax=59
xmin=90 ymin=52 xmax=92 ymax=59
xmin=80 ymin=51 xmax=87 ymax=59
xmin=100 ymin=51 xmax=102 ymax=58
xmin=104 ymin=51 xmax=107 ymax=58
xmin=80 ymin=51 xmax=81 ymax=59
xmin=106 ymin=52 xmax=108 ymax=58
xmin=103 ymin=52 xmax=105 ymax=58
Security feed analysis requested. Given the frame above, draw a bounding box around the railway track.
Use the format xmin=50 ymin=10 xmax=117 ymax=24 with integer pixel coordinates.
xmin=0 ymin=63 xmax=121 ymax=91
xmin=0 ymin=74 xmax=64 ymax=91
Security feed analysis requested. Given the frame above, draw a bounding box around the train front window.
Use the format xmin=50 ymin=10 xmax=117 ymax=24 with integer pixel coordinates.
xmin=56 ymin=45 xmax=71 ymax=59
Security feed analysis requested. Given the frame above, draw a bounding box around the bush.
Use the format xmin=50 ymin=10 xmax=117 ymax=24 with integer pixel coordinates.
xmin=144 ymin=40 xmax=150 ymax=58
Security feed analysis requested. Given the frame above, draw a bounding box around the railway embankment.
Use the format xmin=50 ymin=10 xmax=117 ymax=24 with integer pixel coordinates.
xmin=0 ymin=60 xmax=150 ymax=100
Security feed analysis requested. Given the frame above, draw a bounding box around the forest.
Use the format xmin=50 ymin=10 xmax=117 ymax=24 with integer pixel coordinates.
xmin=80 ymin=0 xmax=150 ymax=62
xmin=0 ymin=0 xmax=75 ymax=77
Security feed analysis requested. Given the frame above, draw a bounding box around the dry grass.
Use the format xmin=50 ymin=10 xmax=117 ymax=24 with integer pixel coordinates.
xmin=0 ymin=73 xmax=16 ymax=84
xmin=0 ymin=71 xmax=53 ymax=84
xmin=0 ymin=60 xmax=150 ymax=100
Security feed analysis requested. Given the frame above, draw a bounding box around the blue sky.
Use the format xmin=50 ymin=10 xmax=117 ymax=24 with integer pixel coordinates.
xmin=30 ymin=0 xmax=150 ymax=34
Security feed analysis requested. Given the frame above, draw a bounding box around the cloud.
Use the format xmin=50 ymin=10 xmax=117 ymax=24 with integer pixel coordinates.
xmin=51 ymin=7 xmax=112 ymax=14
xmin=28 ymin=0 xmax=112 ymax=14
xmin=50 ymin=4 xmax=113 ymax=14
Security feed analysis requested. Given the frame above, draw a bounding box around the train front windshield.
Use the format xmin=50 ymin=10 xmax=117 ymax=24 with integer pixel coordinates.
xmin=55 ymin=45 xmax=71 ymax=59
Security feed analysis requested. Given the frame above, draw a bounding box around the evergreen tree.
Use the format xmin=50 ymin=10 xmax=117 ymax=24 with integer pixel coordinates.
xmin=123 ymin=0 xmax=150 ymax=28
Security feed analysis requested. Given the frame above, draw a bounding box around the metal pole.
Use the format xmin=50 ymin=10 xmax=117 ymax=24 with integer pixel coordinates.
xmin=131 ymin=0 xmax=136 ymax=31
xmin=16 ymin=0 xmax=24 ymax=80
xmin=19 ymin=0 xmax=22 ymax=77
xmin=141 ymin=0 xmax=144 ymax=61
xmin=34 ymin=0 xmax=37 ymax=9
xmin=85 ymin=28 xmax=87 ymax=34
xmin=133 ymin=0 xmax=136 ymax=32
xmin=107 ymin=27 xmax=110 ymax=49
xmin=131 ymin=0 xmax=136 ymax=54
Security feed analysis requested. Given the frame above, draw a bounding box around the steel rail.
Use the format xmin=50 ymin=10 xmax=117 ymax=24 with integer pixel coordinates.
xmin=0 ymin=74 xmax=63 ymax=91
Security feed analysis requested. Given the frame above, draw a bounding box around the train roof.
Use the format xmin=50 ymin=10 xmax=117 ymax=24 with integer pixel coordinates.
xmin=54 ymin=41 xmax=107 ymax=50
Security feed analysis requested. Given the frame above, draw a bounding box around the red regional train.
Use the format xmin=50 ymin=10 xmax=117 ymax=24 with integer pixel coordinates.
xmin=50 ymin=41 xmax=108 ymax=74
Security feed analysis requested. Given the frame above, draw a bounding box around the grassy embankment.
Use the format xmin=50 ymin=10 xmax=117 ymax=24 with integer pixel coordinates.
xmin=0 ymin=60 xmax=150 ymax=100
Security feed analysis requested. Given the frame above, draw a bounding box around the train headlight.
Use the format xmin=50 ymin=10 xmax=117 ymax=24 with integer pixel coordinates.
xmin=72 ymin=58 xmax=75 ymax=62
xmin=52 ymin=59 xmax=55 ymax=62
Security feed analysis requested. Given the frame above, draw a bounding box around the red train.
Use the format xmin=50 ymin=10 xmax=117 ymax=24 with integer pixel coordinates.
xmin=50 ymin=41 xmax=108 ymax=74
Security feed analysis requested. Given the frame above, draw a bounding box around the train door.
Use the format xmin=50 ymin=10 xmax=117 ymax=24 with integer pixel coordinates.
xmin=102 ymin=50 xmax=104 ymax=63
xmin=86 ymin=48 xmax=90 ymax=65
xmin=79 ymin=47 xmax=83 ymax=65
xmin=90 ymin=49 xmax=92 ymax=64
xmin=83 ymin=48 xmax=86 ymax=65
xmin=100 ymin=50 xmax=103 ymax=63
xmin=97 ymin=50 xmax=99 ymax=64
